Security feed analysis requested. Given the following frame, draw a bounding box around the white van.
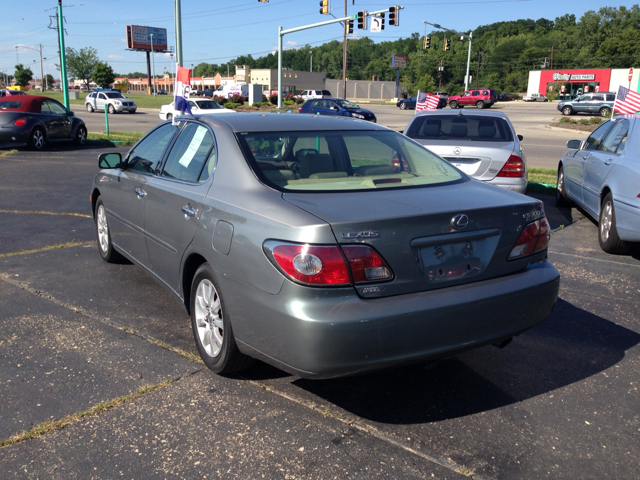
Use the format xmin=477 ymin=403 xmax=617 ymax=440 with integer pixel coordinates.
xmin=215 ymin=84 xmax=248 ymax=99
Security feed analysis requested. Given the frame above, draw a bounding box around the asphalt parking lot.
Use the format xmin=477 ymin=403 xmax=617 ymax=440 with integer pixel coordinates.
xmin=1 ymin=146 xmax=639 ymax=479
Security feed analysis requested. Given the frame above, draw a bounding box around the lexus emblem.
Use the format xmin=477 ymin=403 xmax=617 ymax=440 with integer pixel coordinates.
xmin=453 ymin=147 xmax=462 ymax=155
xmin=451 ymin=214 xmax=469 ymax=230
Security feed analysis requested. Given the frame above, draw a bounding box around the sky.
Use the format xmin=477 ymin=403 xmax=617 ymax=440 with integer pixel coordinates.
xmin=1 ymin=0 xmax=637 ymax=80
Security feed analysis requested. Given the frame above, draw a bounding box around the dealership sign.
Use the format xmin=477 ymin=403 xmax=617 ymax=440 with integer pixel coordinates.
xmin=126 ymin=25 xmax=168 ymax=52
xmin=552 ymin=72 xmax=595 ymax=82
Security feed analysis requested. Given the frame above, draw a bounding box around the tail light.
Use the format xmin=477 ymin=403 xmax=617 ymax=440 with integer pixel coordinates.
xmin=497 ymin=154 xmax=525 ymax=177
xmin=265 ymin=241 xmax=394 ymax=287
xmin=508 ymin=216 xmax=551 ymax=259
xmin=14 ymin=119 xmax=26 ymax=127
xmin=298 ymin=107 xmax=303 ymax=113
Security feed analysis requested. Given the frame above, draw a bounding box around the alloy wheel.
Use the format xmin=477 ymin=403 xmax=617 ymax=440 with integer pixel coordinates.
xmin=600 ymin=200 xmax=613 ymax=242
xmin=97 ymin=204 xmax=109 ymax=253
xmin=194 ymin=279 xmax=224 ymax=358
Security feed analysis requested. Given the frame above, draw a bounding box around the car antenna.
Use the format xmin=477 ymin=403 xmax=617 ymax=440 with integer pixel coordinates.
xmin=458 ymin=111 xmax=463 ymax=116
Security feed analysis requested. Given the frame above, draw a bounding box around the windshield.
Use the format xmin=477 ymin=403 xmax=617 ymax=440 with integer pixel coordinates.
xmin=336 ymin=99 xmax=359 ymax=109
xmin=195 ymin=100 xmax=222 ymax=109
xmin=406 ymin=115 xmax=515 ymax=142
xmin=105 ymin=92 xmax=124 ymax=99
xmin=237 ymin=130 xmax=464 ymax=192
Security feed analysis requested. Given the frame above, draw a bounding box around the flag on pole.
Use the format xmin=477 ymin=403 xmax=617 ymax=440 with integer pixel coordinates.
xmin=613 ymin=85 xmax=640 ymax=114
xmin=415 ymin=91 xmax=440 ymax=113
xmin=4 ymin=88 xmax=11 ymax=96
xmin=174 ymin=65 xmax=193 ymax=118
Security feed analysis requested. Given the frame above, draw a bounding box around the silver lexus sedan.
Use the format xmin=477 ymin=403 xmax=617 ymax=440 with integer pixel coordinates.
xmin=403 ymin=110 xmax=528 ymax=194
xmin=91 ymin=113 xmax=559 ymax=379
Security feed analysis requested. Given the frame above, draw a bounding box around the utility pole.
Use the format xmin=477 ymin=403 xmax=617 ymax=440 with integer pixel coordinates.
xmin=438 ymin=60 xmax=443 ymax=90
xmin=550 ymin=45 xmax=554 ymax=70
xmin=57 ymin=0 xmax=69 ymax=108
xmin=174 ymin=0 xmax=183 ymax=67
xmin=39 ymin=44 xmax=44 ymax=91
xmin=342 ymin=0 xmax=347 ymax=99
xmin=476 ymin=51 xmax=484 ymax=88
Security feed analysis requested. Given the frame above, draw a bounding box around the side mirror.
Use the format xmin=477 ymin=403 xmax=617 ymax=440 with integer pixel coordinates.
xmin=566 ymin=139 xmax=581 ymax=149
xmin=399 ymin=130 xmax=404 ymax=134
xmin=98 ymin=152 xmax=122 ymax=169
xmin=517 ymin=134 xmax=524 ymax=141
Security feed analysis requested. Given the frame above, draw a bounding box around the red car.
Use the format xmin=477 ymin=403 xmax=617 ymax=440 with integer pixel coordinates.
xmin=448 ymin=88 xmax=497 ymax=109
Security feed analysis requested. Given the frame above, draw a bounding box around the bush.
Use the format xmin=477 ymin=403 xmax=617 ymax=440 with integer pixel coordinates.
xmin=214 ymin=95 xmax=227 ymax=105
xmin=284 ymin=100 xmax=295 ymax=106
xmin=579 ymin=118 xmax=589 ymax=125
xmin=295 ymin=97 xmax=304 ymax=104
xmin=252 ymin=102 xmax=262 ymax=108
xmin=558 ymin=117 xmax=574 ymax=124
xmin=269 ymin=94 xmax=278 ymax=105
xmin=229 ymin=94 xmax=244 ymax=105
xmin=225 ymin=103 xmax=241 ymax=109
xmin=588 ymin=116 xmax=603 ymax=124
xmin=261 ymin=101 xmax=271 ymax=107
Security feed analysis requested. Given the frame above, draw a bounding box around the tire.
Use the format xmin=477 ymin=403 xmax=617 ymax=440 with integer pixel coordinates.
xmin=476 ymin=100 xmax=485 ymax=109
xmin=190 ymin=264 xmax=254 ymax=375
xmin=544 ymin=99 xmax=549 ymax=102
xmin=28 ymin=128 xmax=45 ymax=151
xmin=400 ymin=102 xmax=407 ymax=110
xmin=95 ymin=197 xmax=126 ymax=263
xmin=562 ymin=106 xmax=573 ymax=116
xmin=107 ymin=104 xmax=116 ymax=114
xmin=449 ymin=100 xmax=458 ymax=109
xmin=598 ymin=192 xmax=632 ymax=254
xmin=74 ymin=125 xmax=87 ymax=146
xmin=599 ymin=107 xmax=611 ymax=117
xmin=166 ymin=113 xmax=173 ymax=120
xmin=130 ymin=110 xmax=136 ymax=114
xmin=555 ymin=165 xmax=572 ymax=207
xmin=86 ymin=103 xmax=94 ymax=112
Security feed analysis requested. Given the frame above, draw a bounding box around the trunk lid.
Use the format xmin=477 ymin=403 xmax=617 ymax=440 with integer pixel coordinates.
xmin=283 ymin=181 xmax=543 ymax=298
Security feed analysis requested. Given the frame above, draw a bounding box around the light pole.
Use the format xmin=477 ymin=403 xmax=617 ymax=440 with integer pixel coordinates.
xmin=150 ymin=33 xmax=156 ymax=97
xmin=169 ymin=53 xmax=174 ymax=94
xmin=15 ymin=46 xmax=19 ymax=65
xmin=310 ymin=50 xmax=313 ymax=72
xmin=423 ymin=21 xmax=473 ymax=91
xmin=43 ymin=58 xmax=47 ymax=90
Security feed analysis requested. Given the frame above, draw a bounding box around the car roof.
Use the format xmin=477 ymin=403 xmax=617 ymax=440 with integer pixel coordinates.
xmin=413 ymin=109 xmax=509 ymax=120
xmin=194 ymin=112 xmax=389 ymax=133
xmin=0 ymin=95 xmax=51 ymax=111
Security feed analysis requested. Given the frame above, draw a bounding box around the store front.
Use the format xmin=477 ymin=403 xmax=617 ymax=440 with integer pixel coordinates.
xmin=537 ymin=69 xmax=611 ymax=100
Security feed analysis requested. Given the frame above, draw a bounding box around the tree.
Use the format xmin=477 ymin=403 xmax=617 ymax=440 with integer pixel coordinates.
xmin=93 ymin=62 xmax=116 ymax=88
xmin=65 ymin=47 xmax=99 ymax=86
xmin=44 ymin=74 xmax=55 ymax=89
xmin=415 ymin=73 xmax=437 ymax=95
xmin=14 ymin=64 xmax=33 ymax=87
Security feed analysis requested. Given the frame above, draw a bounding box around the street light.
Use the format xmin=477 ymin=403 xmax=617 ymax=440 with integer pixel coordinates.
xmin=169 ymin=52 xmax=174 ymax=94
xmin=150 ymin=34 xmax=157 ymax=97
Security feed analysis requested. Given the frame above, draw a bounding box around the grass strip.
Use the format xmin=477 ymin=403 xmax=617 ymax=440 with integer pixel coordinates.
xmin=0 ymin=209 xmax=91 ymax=218
xmin=0 ymin=241 xmax=92 ymax=258
xmin=0 ymin=380 xmax=173 ymax=448
xmin=529 ymin=167 xmax=557 ymax=186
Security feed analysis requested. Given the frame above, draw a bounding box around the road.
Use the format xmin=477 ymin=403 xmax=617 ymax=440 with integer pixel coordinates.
xmin=0 ymin=144 xmax=639 ymax=479
xmin=80 ymin=101 xmax=587 ymax=169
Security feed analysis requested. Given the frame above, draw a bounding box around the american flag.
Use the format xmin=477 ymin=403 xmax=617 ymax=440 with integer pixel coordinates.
xmin=415 ymin=91 xmax=440 ymax=113
xmin=614 ymin=85 xmax=640 ymax=114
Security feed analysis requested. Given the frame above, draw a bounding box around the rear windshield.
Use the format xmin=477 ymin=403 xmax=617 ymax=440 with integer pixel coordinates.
xmin=0 ymin=101 xmax=22 ymax=110
xmin=237 ymin=130 xmax=464 ymax=192
xmin=405 ymin=115 xmax=514 ymax=142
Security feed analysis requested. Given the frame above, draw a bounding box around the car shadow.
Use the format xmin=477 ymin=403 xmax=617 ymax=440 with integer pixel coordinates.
xmin=286 ymin=299 xmax=639 ymax=424
xmin=527 ymin=192 xmax=582 ymax=230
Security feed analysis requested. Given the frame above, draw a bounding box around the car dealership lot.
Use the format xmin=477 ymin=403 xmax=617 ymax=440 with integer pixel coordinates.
xmin=1 ymin=136 xmax=639 ymax=478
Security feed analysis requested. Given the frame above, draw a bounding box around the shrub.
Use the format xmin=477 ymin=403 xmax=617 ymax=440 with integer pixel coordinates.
xmin=579 ymin=118 xmax=589 ymax=125
xmin=252 ymin=102 xmax=262 ymax=108
xmin=214 ymin=95 xmax=227 ymax=105
xmin=295 ymin=97 xmax=304 ymax=104
xmin=229 ymin=94 xmax=244 ymax=105
xmin=558 ymin=117 xmax=574 ymax=124
xmin=261 ymin=101 xmax=271 ymax=107
xmin=269 ymin=94 xmax=278 ymax=105
xmin=588 ymin=116 xmax=603 ymax=124
xmin=225 ymin=102 xmax=240 ymax=109
xmin=284 ymin=100 xmax=294 ymax=106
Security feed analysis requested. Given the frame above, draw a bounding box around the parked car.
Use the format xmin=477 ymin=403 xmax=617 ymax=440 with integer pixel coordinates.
xmin=202 ymin=88 xmax=216 ymax=97
xmin=0 ymin=89 xmax=28 ymax=97
xmin=498 ymin=93 xmax=518 ymax=102
xmin=403 ymin=110 xmax=528 ymax=194
xmin=433 ymin=91 xmax=449 ymax=99
xmin=159 ymin=99 xmax=237 ymax=120
xmin=556 ymin=115 xmax=639 ymax=254
xmin=523 ymin=93 xmax=549 ymax=102
xmin=0 ymin=95 xmax=87 ymax=150
xmin=153 ymin=88 xmax=168 ymax=95
xmin=299 ymin=89 xmax=332 ymax=101
xmin=85 ymin=91 xmax=137 ymax=114
xmin=448 ymin=88 xmax=497 ymax=109
xmin=396 ymin=95 xmax=446 ymax=110
xmin=299 ymin=98 xmax=376 ymax=122
xmin=557 ymin=92 xmax=615 ymax=117
xmin=91 ymin=113 xmax=558 ymax=378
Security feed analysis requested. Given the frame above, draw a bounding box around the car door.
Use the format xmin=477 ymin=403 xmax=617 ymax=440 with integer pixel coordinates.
xmin=103 ymin=122 xmax=180 ymax=269
xmin=42 ymin=99 xmax=72 ymax=139
xmin=582 ymin=119 xmax=629 ymax=214
xmin=97 ymin=93 xmax=108 ymax=111
xmin=306 ymin=99 xmax=323 ymax=115
xmin=143 ymin=121 xmax=216 ymax=293
xmin=565 ymin=121 xmax=615 ymax=204
xmin=587 ymin=94 xmax=604 ymax=114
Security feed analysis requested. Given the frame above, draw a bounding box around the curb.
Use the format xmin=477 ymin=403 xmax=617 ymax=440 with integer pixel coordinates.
xmin=526 ymin=182 xmax=556 ymax=196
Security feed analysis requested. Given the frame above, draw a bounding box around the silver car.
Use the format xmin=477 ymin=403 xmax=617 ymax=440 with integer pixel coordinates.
xmin=403 ymin=110 xmax=528 ymax=194
xmin=91 ymin=113 xmax=559 ymax=379
xmin=85 ymin=91 xmax=137 ymax=114
xmin=556 ymin=115 xmax=640 ymax=254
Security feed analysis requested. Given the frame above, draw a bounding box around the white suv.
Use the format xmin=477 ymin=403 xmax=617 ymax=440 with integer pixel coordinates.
xmin=300 ymin=89 xmax=332 ymax=101
xmin=85 ymin=91 xmax=137 ymax=114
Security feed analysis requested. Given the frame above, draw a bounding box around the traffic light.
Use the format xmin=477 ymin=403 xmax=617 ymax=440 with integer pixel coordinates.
xmin=389 ymin=6 xmax=399 ymax=26
xmin=379 ymin=13 xmax=385 ymax=30
xmin=424 ymin=35 xmax=431 ymax=49
xmin=347 ymin=19 xmax=354 ymax=34
xmin=357 ymin=11 xmax=365 ymax=29
xmin=444 ymin=38 xmax=451 ymax=51
xmin=319 ymin=0 xmax=329 ymax=15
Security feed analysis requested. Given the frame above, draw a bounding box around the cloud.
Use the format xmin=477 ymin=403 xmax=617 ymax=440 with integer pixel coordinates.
xmin=108 ymin=54 xmax=123 ymax=60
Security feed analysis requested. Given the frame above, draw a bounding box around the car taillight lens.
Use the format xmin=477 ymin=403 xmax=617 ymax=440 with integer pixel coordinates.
xmin=497 ymin=154 xmax=525 ymax=177
xmin=268 ymin=242 xmax=393 ymax=286
xmin=298 ymin=107 xmax=302 ymax=113
xmin=508 ymin=217 xmax=551 ymax=259
xmin=14 ymin=119 xmax=26 ymax=127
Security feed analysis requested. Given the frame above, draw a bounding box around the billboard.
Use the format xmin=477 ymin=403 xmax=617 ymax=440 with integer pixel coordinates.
xmin=391 ymin=55 xmax=406 ymax=68
xmin=126 ymin=25 xmax=168 ymax=52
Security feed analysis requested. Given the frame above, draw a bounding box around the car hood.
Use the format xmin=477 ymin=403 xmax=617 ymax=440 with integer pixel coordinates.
xmin=346 ymin=108 xmax=374 ymax=115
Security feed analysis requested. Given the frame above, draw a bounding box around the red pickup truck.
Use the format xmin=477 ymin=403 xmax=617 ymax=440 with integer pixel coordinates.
xmin=448 ymin=88 xmax=497 ymax=109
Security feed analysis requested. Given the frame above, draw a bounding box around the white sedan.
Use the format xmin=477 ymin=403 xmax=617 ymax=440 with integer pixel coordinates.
xmin=159 ymin=99 xmax=236 ymax=120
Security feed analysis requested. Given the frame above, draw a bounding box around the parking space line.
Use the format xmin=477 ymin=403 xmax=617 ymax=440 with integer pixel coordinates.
xmin=549 ymin=250 xmax=640 ymax=268
xmin=0 ymin=209 xmax=92 ymax=218
xmin=0 ymin=241 xmax=93 ymax=258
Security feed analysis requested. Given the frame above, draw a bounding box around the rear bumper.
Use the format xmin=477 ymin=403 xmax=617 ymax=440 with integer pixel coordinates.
xmin=485 ymin=177 xmax=527 ymax=194
xmin=0 ymin=129 xmax=29 ymax=148
xmin=224 ymin=260 xmax=560 ymax=379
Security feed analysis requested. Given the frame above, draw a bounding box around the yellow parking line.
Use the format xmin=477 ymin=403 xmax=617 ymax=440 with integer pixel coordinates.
xmin=0 ymin=241 xmax=93 ymax=258
xmin=0 ymin=209 xmax=92 ymax=218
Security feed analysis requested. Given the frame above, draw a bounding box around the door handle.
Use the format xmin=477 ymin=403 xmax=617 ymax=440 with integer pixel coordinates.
xmin=581 ymin=155 xmax=589 ymax=161
xmin=181 ymin=205 xmax=196 ymax=219
xmin=135 ymin=188 xmax=146 ymax=199
xmin=604 ymin=158 xmax=613 ymax=165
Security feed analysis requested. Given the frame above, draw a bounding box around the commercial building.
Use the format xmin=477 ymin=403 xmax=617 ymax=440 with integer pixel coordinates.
xmin=527 ymin=68 xmax=639 ymax=100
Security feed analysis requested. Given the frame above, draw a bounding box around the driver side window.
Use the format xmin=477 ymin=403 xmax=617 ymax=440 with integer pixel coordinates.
xmin=584 ymin=121 xmax=614 ymax=151
xmin=127 ymin=123 xmax=179 ymax=174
